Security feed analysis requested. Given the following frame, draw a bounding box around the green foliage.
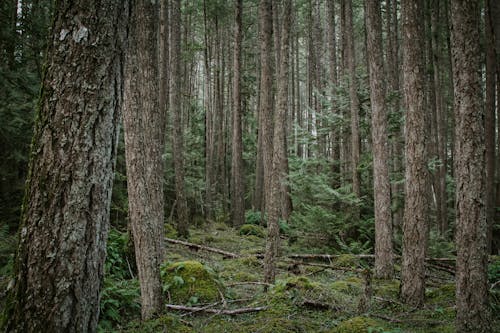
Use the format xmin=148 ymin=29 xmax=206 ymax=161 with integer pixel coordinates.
xmin=239 ymin=224 xmax=265 ymax=237
xmin=161 ymin=260 xmax=222 ymax=304
xmin=98 ymin=278 xmax=140 ymax=331
xmin=245 ymin=210 xmax=266 ymax=226
xmin=427 ymin=230 xmax=455 ymax=258
xmin=333 ymin=316 xmax=381 ymax=333
xmin=489 ymin=257 xmax=500 ymax=312
xmin=105 ymin=229 xmax=135 ymax=280
xmin=123 ymin=314 xmax=193 ymax=333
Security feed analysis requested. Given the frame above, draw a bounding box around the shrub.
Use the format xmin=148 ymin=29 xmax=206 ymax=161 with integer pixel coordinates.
xmin=239 ymin=224 xmax=265 ymax=237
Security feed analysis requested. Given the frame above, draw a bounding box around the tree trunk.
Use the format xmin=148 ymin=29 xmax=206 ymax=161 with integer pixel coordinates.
xmin=3 ymin=1 xmax=128 ymax=331
xmin=264 ymin=0 xmax=291 ymax=286
xmin=258 ymin=0 xmax=274 ymax=215
xmin=485 ymin=0 xmax=496 ymax=254
xmin=123 ymin=0 xmax=165 ymax=320
xmin=231 ymin=0 xmax=245 ymax=227
xmin=400 ymin=0 xmax=429 ymax=308
xmin=170 ymin=0 xmax=189 ymax=237
xmin=365 ymin=0 xmax=394 ymax=280
xmin=345 ymin=0 xmax=361 ymax=219
xmin=451 ymin=1 xmax=491 ymax=331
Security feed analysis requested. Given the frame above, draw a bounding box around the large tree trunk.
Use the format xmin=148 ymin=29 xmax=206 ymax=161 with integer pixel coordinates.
xmin=123 ymin=0 xmax=165 ymax=320
xmin=264 ymin=0 xmax=291 ymax=286
xmin=230 ymin=0 xmax=245 ymax=227
xmin=451 ymin=1 xmax=491 ymax=331
xmin=400 ymin=0 xmax=429 ymax=308
xmin=345 ymin=0 xmax=361 ymax=219
xmin=170 ymin=0 xmax=189 ymax=237
xmin=3 ymin=1 xmax=128 ymax=331
xmin=365 ymin=0 xmax=394 ymax=280
xmin=485 ymin=0 xmax=497 ymax=254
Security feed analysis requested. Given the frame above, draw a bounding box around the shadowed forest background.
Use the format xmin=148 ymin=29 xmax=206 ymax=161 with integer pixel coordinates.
xmin=0 ymin=0 xmax=499 ymax=332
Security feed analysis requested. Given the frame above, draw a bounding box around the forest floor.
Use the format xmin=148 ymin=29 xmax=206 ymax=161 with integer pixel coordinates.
xmin=96 ymin=221 xmax=500 ymax=333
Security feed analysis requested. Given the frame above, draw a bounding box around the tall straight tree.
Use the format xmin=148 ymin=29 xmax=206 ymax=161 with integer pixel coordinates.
xmin=451 ymin=0 xmax=491 ymax=331
xmin=231 ymin=0 xmax=245 ymax=227
xmin=2 ymin=1 xmax=128 ymax=330
xmin=254 ymin=0 xmax=273 ymax=214
xmin=365 ymin=0 xmax=394 ymax=279
xmin=400 ymin=0 xmax=429 ymax=307
xmin=264 ymin=0 xmax=291 ymax=285
xmin=345 ymin=0 xmax=361 ymax=217
xmin=170 ymin=0 xmax=189 ymax=237
xmin=123 ymin=0 xmax=165 ymax=319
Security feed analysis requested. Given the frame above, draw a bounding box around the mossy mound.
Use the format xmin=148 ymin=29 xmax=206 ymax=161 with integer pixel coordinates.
xmin=273 ymin=276 xmax=318 ymax=293
xmin=374 ymin=279 xmax=400 ymax=298
xmin=331 ymin=276 xmax=363 ymax=295
xmin=125 ymin=314 xmax=193 ymax=333
xmin=161 ymin=261 xmax=221 ymax=304
xmin=333 ymin=316 xmax=380 ymax=333
xmin=334 ymin=254 xmax=360 ymax=268
xmin=426 ymin=283 xmax=455 ymax=304
xmin=164 ymin=223 xmax=178 ymax=238
xmin=239 ymin=224 xmax=265 ymax=238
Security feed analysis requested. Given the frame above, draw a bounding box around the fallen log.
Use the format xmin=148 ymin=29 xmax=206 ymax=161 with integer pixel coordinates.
xmin=164 ymin=237 xmax=240 ymax=258
xmin=165 ymin=304 xmax=268 ymax=315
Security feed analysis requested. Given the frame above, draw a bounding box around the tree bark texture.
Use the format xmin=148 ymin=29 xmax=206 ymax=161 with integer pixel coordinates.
xmin=345 ymin=0 xmax=361 ymax=216
xmin=170 ymin=0 xmax=189 ymax=237
xmin=258 ymin=0 xmax=274 ymax=216
xmin=365 ymin=0 xmax=394 ymax=280
xmin=123 ymin=0 xmax=165 ymax=320
xmin=3 ymin=1 xmax=128 ymax=331
xmin=231 ymin=0 xmax=245 ymax=227
xmin=451 ymin=0 xmax=491 ymax=331
xmin=400 ymin=0 xmax=430 ymax=308
xmin=264 ymin=0 xmax=291 ymax=285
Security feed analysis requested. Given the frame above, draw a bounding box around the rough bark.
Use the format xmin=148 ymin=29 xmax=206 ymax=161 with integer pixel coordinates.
xmin=345 ymin=0 xmax=361 ymax=216
xmin=256 ymin=0 xmax=274 ymax=215
xmin=3 ymin=1 xmax=128 ymax=331
xmin=123 ymin=0 xmax=165 ymax=320
xmin=170 ymin=0 xmax=189 ymax=237
xmin=231 ymin=0 xmax=245 ymax=227
xmin=365 ymin=0 xmax=394 ymax=279
xmin=400 ymin=0 xmax=430 ymax=307
xmin=485 ymin=0 xmax=496 ymax=254
xmin=264 ymin=0 xmax=291 ymax=285
xmin=451 ymin=1 xmax=491 ymax=331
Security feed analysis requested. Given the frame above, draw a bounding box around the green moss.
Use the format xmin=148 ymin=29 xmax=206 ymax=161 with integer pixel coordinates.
xmin=125 ymin=314 xmax=193 ymax=333
xmin=273 ymin=276 xmax=318 ymax=293
xmin=426 ymin=283 xmax=455 ymax=304
xmin=239 ymin=224 xmax=265 ymax=238
xmin=333 ymin=316 xmax=380 ymax=333
xmin=331 ymin=277 xmax=362 ymax=294
xmin=164 ymin=224 xmax=178 ymax=238
xmin=374 ymin=279 xmax=400 ymax=298
xmin=335 ymin=254 xmax=360 ymax=268
xmin=161 ymin=261 xmax=221 ymax=304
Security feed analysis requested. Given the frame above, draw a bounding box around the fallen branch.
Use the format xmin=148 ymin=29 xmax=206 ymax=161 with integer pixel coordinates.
xmin=166 ymin=304 xmax=268 ymax=315
xmin=164 ymin=237 xmax=240 ymax=258
xmin=288 ymin=254 xmax=375 ymax=261
xmin=226 ymin=281 xmax=272 ymax=287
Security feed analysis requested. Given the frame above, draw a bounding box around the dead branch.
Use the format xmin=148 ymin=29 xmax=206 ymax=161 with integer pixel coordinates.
xmin=226 ymin=281 xmax=272 ymax=287
xmin=164 ymin=237 xmax=240 ymax=258
xmin=165 ymin=304 xmax=268 ymax=315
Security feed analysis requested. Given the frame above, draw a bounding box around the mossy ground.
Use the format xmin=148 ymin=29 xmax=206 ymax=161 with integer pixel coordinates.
xmin=89 ymin=221 xmax=500 ymax=332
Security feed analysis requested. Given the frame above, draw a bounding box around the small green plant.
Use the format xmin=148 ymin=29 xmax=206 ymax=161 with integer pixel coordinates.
xmin=98 ymin=278 xmax=140 ymax=330
xmin=245 ymin=210 xmax=266 ymax=226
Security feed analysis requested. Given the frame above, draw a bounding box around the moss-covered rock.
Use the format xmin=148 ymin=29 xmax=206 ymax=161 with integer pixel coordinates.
xmin=161 ymin=261 xmax=221 ymax=304
xmin=273 ymin=276 xmax=318 ymax=293
xmin=239 ymin=224 xmax=265 ymax=238
xmin=335 ymin=254 xmax=360 ymax=268
xmin=333 ymin=316 xmax=380 ymax=333
xmin=374 ymin=279 xmax=400 ymax=298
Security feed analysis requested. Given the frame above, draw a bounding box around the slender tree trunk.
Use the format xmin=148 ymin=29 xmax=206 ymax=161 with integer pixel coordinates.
xmin=451 ymin=1 xmax=491 ymax=331
xmin=258 ymin=0 xmax=274 ymax=215
xmin=170 ymin=0 xmax=189 ymax=237
xmin=345 ymin=0 xmax=361 ymax=218
xmin=3 ymin=1 xmax=128 ymax=331
xmin=366 ymin=0 xmax=394 ymax=280
xmin=123 ymin=0 xmax=165 ymax=320
xmin=400 ymin=0 xmax=429 ymax=308
xmin=264 ymin=0 xmax=291 ymax=286
xmin=231 ymin=0 xmax=245 ymax=227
